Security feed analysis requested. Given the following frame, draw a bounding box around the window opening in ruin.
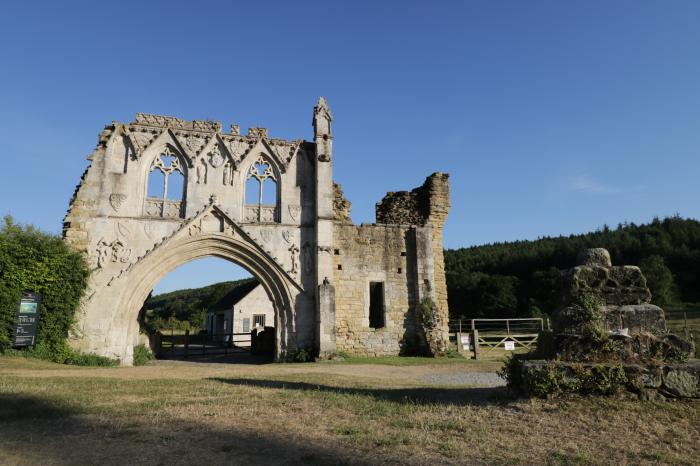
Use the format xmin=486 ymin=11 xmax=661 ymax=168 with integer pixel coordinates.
xmin=369 ymin=282 xmax=385 ymax=329
xmin=246 ymin=157 xmax=277 ymax=206
xmin=245 ymin=177 xmax=260 ymax=204
xmin=148 ymin=148 xmax=185 ymax=202
xmin=147 ymin=170 xmax=166 ymax=198
xmin=261 ymin=178 xmax=277 ymax=206
xmin=337 ymin=264 xmax=342 ymax=270
xmin=334 ymin=249 xmax=340 ymax=255
xmin=244 ymin=156 xmax=279 ymax=222
xmin=397 ymin=268 xmax=402 ymax=274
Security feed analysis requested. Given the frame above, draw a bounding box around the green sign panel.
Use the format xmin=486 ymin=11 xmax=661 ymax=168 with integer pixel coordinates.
xmin=12 ymin=292 xmax=41 ymax=347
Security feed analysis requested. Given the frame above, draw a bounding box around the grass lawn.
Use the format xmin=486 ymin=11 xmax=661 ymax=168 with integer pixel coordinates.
xmin=0 ymin=356 xmax=698 ymax=465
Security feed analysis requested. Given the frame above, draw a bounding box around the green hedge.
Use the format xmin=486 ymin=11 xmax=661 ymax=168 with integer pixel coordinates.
xmin=0 ymin=216 xmax=89 ymax=360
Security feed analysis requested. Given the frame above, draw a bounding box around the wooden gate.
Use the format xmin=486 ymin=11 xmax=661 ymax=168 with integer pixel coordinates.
xmin=449 ymin=318 xmax=546 ymax=358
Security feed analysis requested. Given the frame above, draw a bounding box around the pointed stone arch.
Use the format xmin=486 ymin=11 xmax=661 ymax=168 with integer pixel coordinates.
xmin=117 ymin=233 xmax=296 ymax=364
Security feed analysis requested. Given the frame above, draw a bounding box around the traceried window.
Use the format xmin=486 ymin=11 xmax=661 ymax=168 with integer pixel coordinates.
xmin=244 ymin=156 xmax=279 ymax=223
xmin=145 ymin=147 xmax=186 ymax=218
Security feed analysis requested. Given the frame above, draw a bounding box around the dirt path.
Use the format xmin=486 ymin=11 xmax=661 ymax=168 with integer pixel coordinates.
xmin=0 ymin=357 xmax=504 ymax=386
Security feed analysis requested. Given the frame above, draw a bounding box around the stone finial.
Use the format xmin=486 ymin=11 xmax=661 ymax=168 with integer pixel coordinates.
xmin=313 ymin=97 xmax=333 ymax=138
xmin=230 ymin=124 xmax=240 ymax=135
xmin=577 ymin=248 xmax=612 ymax=268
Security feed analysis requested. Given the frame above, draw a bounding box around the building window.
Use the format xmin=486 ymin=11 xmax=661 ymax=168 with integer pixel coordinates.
xmin=253 ymin=314 xmax=266 ymax=328
xmin=369 ymin=282 xmax=385 ymax=329
xmin=242 ymin=318 xmax=250 ymax=333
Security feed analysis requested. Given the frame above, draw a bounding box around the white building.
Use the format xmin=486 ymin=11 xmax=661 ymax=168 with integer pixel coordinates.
xmin=205 ymin=281 xmax=274 ymax=343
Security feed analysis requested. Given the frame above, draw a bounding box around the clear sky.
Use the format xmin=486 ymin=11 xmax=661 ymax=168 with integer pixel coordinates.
xmin=1 ymin=1 xmax=699 ymax=294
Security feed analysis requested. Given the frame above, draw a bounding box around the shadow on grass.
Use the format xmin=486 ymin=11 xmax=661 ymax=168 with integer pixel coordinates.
xmin=0 ymin=393 xmax=376 ymax=466
xmin=209 ymin=378 xmax=509 ymax=406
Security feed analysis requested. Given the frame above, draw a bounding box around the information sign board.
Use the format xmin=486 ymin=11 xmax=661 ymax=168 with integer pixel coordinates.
xmin=12 ymin=292 xmax=41 ymax=347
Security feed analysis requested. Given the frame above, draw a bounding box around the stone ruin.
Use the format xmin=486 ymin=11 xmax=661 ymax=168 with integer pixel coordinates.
xmin=63 ymin=98 xmax=451 ymax=364
xmin=511 ymin=248 xmax=698 ymax=399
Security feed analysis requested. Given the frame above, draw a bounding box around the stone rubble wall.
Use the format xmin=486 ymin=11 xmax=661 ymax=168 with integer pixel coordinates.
xmin=332 ymin=224 xmax=416 ymax=356
xmin=332 ymin=182 xmax=352 ymax=223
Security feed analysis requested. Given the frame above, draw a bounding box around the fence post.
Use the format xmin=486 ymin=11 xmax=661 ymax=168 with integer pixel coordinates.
xmin=472 ymin=329 xmax=479 ymax=360
xmin=171 ymin=327 xmax=175 ymax=356
xmin=546 ymin=317 xmax=551 ymax=331
xmin=184 ymin=329 xmax=189 ymax=359
xmin=506 ymin=319 xmax=510 ymax=336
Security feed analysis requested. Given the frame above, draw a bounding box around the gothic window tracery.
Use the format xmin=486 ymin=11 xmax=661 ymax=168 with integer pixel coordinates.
xmin=145 ymin=147 xmax=186 ymax=218
xmin=244 ymin=156 xmax=279 ymax=222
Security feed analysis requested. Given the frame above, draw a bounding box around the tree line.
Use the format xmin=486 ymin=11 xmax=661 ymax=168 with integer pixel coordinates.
xmin=444 ymin=216 xmax=700 ymax=319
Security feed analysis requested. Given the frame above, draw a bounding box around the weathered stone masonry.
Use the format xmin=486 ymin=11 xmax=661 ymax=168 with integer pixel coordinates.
xmin=64 ymin=99 xmax=450 ymax=364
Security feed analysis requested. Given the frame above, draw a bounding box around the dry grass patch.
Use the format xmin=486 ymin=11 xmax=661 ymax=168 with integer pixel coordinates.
xmin=0 ymin=356 xmax=698 ymax=465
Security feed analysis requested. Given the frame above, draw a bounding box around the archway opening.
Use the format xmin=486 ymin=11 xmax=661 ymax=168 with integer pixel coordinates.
xmin=139 ymin=257 xmax=277 ymax=363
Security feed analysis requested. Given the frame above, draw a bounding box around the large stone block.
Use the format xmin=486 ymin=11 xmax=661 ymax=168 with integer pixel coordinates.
xmin=577 ymin=248 xmax=612 ymax=267
xmin=602 ymin=304 xmax=666 ymax=334
xmin=562 ymin=265 xmax=651 ymax=306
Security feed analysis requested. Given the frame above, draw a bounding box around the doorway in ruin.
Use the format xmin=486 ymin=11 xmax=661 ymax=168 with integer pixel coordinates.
xmin=140 ymin=257 xmax=278 ymax=363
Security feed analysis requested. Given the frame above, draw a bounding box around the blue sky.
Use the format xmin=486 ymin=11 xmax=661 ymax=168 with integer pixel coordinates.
xmin=1 ymin=1 xmax=699 ymax=294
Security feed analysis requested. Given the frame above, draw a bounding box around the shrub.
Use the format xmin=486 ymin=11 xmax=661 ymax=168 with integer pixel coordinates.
xmin=291 ymin=347 xmax=313 ymax=362
xmin=133 ymin=343 xmax=154 ymax=366
xmin=0 ymin=216 xmax=89 ymax=355
xmin=418 ymin=297 xmax=436 ymax=329
xmin=64 ymin=351 xmax=119 ymax=367
xmin=571 ymin=292 xmax=604 ymax=327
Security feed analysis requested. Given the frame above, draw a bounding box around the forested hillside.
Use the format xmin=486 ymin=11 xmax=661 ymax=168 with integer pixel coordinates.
xmin=444 ymin=216 xmax=700 ymax=319
xmin=141 ymin=278 xmax=255 ymax=331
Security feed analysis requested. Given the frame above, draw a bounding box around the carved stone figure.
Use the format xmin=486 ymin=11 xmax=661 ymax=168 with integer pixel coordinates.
xmin=96 ymin=238 xmax=131 ymax=268
xmin=223 ymin=161 xmax=233 ymax=185
xmin=196 ymin=158 xmax=207 ymax=184
xmin=109 ymin=193 xmax=127 ymax=212
xmin=289 ymin=243 xmax=300 ymax=277
xmin=288 ymin=205 xmax=301 ymax=221
xmin=209 ymin=145 xmax=224 ymax=168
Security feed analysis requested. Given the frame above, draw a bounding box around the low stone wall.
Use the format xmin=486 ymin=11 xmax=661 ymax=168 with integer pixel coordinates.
xmin=518 ymin=360 xmax=700 ymax=399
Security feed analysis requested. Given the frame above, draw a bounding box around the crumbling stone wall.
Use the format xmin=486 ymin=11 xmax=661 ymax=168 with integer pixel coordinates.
xmin=331 ymin=173 xmax=451 ymax=357
xmin=333 ymin=183 xmax=352 ymax=223
xmin=333 ymin=224 xmax=414 ymax=356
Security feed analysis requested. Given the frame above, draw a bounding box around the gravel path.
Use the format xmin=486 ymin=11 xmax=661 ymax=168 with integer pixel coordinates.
xmin=419 ymin=371 xmax=506 ymax=387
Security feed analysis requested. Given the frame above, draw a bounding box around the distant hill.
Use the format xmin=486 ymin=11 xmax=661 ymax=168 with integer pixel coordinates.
xmin=141 ymin=278 xmax=256 ymax=331
xmin=444 ymin=216 xmax=700 ymax=319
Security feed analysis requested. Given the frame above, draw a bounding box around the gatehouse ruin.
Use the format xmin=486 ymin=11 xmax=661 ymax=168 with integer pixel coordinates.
xmin=64 ymin=98 xmax=451 ymax=364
